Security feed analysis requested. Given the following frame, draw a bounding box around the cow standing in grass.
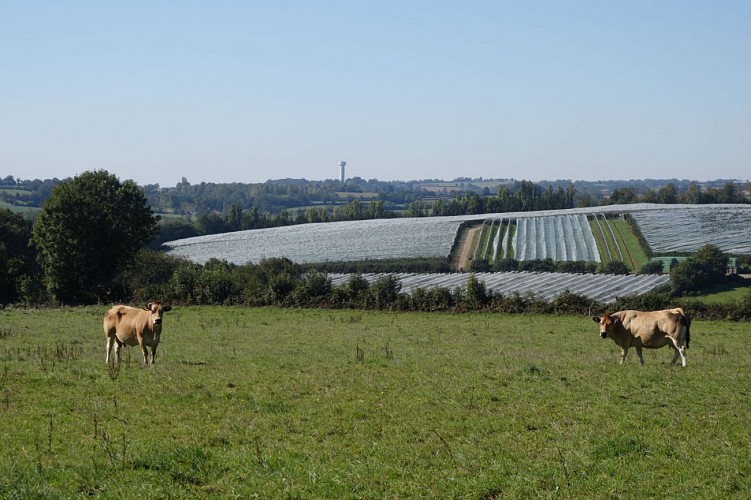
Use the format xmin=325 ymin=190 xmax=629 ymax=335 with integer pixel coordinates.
xmin=104 ymin=302 xmax=172 ymax=366
xmin=593 ymin=308 xmax=690 ymax=366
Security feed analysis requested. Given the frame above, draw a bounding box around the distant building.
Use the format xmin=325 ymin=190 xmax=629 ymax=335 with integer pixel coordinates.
xmin=339 ymin=161 xmax=346 ymax=183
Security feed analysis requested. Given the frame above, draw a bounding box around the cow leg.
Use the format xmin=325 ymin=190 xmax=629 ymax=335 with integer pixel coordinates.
xmin=138 ymin=340 xmax=149 ymax=366
xmin=150 ymin=344 xmax=158 ymax=365
xmin=670 ymin=342 xmax=687 ymax=367
xmin=635 ymin=346 xmax=645 ymax=365
xmin=106 ymin=336 xmax=113 ymax=364
xmin=620 ymin=347 xmax=629 ymax=364
xmin=670 ymin=348 xmax=680 ymax=365
xmin=114 ymin=340 xmax=123 ymax=364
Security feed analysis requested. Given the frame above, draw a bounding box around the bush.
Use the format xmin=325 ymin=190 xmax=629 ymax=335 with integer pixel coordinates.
xmin=268 ymin=273 xmax=297 ymax=305
xmin=558 ymin=261 xmax=598 ymax=274
xmin=670 ymin=244 xmax=728 ymax=295
xmin=169 ymin=261 xmax=203 ymax=304
xmin=601 ymin=261 xmax=630 ymax=275
xmin=464 ymin=273 xmax=490 ymax=309
xmin=551 ymin=290 xmax=601 ymax=315
xmin=367 ymin=275 xmax=402 ymax=309
xmin=294 ymin=271 xmax=332 ymax=306
xmin=495 ymin=259 xmax=519 ymax=272
xmin=639 ymin=260 xmax=664 ymax=275
xmin=469 ymin=258 xmax=492 ymax=272
xmin=122 ymin=250 xmax=184 ymax=303
xmin=199 ymin=268 xmax=237 ymax=304
xmin=518 ymin=259 xmax=558 ymax=273
xmin=612 ymin=291 xmax=672 ymax=312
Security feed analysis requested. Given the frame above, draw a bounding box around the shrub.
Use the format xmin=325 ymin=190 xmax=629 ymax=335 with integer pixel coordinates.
xmin=294 ymin=271 xmax=332 ymax=306
xmin=551 ymin=290 xmax=600 ymax=315
xmin=495 ymin=259 xmax=519 ymax=272
xmin=464 ymin=273 xmax=490 ymax=309
xmin=268 ymin=273 xmax=297 ymax=305
xmin=123 ymin=250 xmax=184 ymax=303
xmin=198 ymin=269 xmax=237 ymax=304
xmin=639 ymin=260 xmax=664 ymax=275
xmin=367 ymin=275 xmax=402 ymax=309
xmin=469 ymin=258 xmax=492 ymax=272
xmin=601 ymin=261 xmax=630 ymax=275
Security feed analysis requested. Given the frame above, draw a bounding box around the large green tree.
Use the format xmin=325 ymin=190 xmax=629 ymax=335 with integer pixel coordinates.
xmin=670 ymin=244 xmax=728 ymax=295
xmin=0 ymin=209 xmax=37 ymax=304
xmin=32 ymin=170 xmax=159 ymax=304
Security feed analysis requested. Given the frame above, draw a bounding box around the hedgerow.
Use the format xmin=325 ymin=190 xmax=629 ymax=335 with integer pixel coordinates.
xmin=18 ymin=249 xmax=748 ymax=321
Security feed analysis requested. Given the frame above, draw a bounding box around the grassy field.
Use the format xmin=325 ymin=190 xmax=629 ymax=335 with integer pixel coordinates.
xmin=1 ymin=307 xmax=750 ymax=498
xmin=0 ymin=202 xmax=39 ymax=213
xmin=696 ymin=280 xmax=751 ymax=304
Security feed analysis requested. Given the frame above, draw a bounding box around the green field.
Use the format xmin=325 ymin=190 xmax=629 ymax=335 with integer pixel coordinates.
xmin=1 ymin=307 xmax=750 ymax=497
xmin=0 ymin=202 xmax=39 ymax=214
xmin=696 ymin=281 xmax=751 ymax=304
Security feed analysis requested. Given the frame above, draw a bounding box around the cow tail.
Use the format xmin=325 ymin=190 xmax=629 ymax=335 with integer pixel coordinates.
xmin=682 ymin=313 xmax=691 ymax=349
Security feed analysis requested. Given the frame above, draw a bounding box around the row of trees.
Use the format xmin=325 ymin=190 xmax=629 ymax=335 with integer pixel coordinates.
xmin=154 ymin=181 xmax=579 ymax=243
xmin=157 ymin=179 xmax=749 ymax=242
xmin=607 ymin=181 xmax=748 ymax=205
xmin=467 ymin=257 xmax=633 ymax=275
xmin=5 ymin=173 xmax=748 ymax=245
xmin=0 ymin=176 xmax=62 ymax=207
xmin=154 ymin=182 xmax=578 ymax=244
xmin=143 ymin=177 xmax=425 ymax=215
xmin=142 ymin=177 xmax=750 ymax=216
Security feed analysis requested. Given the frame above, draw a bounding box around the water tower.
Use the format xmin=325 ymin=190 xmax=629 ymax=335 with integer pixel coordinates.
xmin=339 ymin=161 xmax=346 ymax=183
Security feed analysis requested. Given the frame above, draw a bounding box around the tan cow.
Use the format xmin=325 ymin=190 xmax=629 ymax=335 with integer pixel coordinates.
xmin=104 ymin=302 xmax=172 ymax=366
xmin=593 ymin=308 xmax=691 ymax=366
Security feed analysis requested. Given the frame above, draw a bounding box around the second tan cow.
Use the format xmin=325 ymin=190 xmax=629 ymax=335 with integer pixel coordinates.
xmin=593 ymin=308 xmax=690 ymax=366
xmin=104 ymin=302 xmax=172 ymax=366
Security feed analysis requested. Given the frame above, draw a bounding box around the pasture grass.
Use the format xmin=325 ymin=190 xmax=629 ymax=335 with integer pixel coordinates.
xmin=0 ymin=307 xmax=750 ymax=498
xmin=696 ymin=280 xmax=751 ymax=304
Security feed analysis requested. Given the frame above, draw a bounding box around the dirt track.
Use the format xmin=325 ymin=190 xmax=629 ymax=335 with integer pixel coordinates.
xmin=451 ymin=226 xmax=481 ymax=271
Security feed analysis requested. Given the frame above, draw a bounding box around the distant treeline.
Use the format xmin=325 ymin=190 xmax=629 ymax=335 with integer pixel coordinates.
xmin=2 ymin=174 xmax=748 ymax=245
xmin=154 ymin=179 xmax=750 ymax=245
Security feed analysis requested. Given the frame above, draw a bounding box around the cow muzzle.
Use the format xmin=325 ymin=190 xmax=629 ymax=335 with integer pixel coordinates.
xmin=600 ymin=331 xmax=607 ymax=339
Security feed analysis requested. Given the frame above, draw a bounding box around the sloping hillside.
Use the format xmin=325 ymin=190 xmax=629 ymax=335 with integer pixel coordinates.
xmin=165 ymin=204 xmax=751 ymax=266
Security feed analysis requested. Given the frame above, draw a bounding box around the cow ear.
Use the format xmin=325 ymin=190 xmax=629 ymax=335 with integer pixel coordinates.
xmin=163 ymin=306 xmax=172 ymax=312
xmin=592 ymin=316 xmax=601 ymax=323
xmin=612 ymin=317 xmax=620 ymax=325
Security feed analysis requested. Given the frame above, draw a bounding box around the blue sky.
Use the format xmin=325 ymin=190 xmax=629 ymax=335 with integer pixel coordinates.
xmin=1 ymin=1 xmax=749 ymax=186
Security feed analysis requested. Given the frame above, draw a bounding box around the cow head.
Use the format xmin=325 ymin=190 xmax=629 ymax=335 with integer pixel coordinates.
xmin=145 ymin=301 xmax=172 ymax=328
xmin=592 ymin=314 xmax=619 ymax=339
